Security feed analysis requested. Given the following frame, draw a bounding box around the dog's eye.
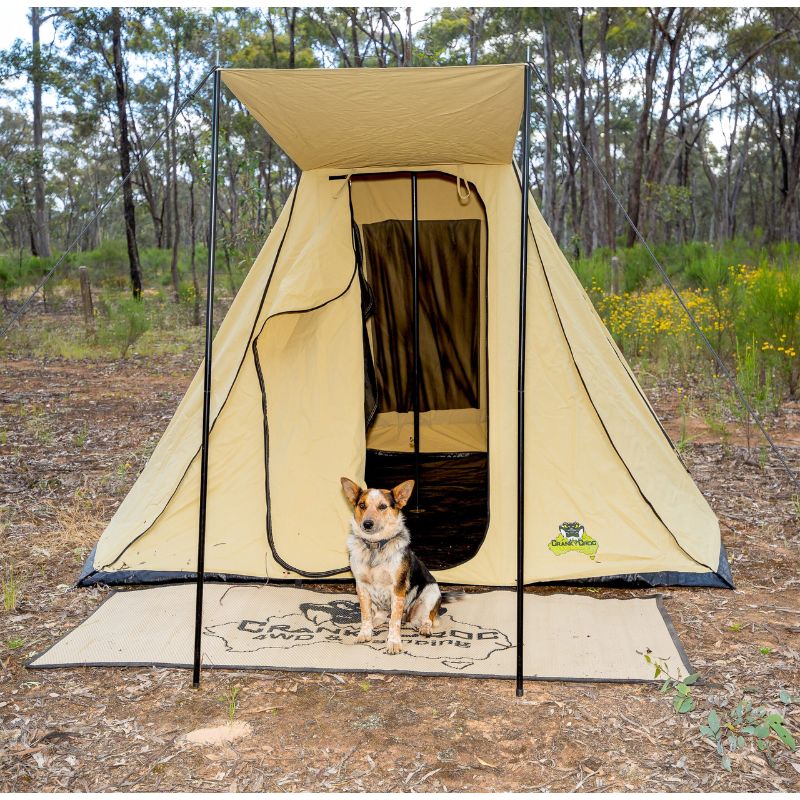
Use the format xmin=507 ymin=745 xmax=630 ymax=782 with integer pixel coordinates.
xmin=377 ymin=503 xmax=387 ymax=511
xmin=358 ymin=502 xmax=367 ymax=510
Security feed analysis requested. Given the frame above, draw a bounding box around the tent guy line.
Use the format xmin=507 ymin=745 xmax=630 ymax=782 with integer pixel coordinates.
xmin=526 ymin=57 xmax=800 ymax=494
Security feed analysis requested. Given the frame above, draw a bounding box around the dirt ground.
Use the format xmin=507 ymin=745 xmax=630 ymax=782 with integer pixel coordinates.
xmin=1 ymin=350 xmax=799 ymax=792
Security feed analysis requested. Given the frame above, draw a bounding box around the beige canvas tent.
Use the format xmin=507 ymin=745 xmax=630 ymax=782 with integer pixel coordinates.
xmin=79 ymin=64 xmax=731 ymax=591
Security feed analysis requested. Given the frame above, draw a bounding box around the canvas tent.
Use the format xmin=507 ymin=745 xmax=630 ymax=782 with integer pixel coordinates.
xmin=79 ymin=64 xmax=732 ymax=591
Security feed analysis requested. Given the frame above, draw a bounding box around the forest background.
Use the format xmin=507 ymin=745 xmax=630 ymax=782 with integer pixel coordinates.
xmin=2 ymin=7 xmax=800 ymax=415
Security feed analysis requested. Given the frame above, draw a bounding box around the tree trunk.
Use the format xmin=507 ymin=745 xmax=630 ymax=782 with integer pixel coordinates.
xmin=643 ymin=9 xmax=687 ymax=236
xmin=570 ymin=11 xmax=594 ymax=257
xmin=540 ymin=13 xmax=558 ymax=236
xmin=31 ymin=8 xmax=51 ymax=258
xmin=286 ymin=7 xmax=297 ymax=68
xmin=625 ymin=11 xmax=662 ymax=247
xmin=189 ymin=175 xmax=200 ymax=326
xmin=404 ymin=7 xmax=412 ymax=65
xmin=350 ymin=10 xmax=362 ymax=67
xmin=600 ymin=9 xmax=615 ymax=250
xmin=168 ymin=40 xmax=182 ymax=303
xmin=111 ymin=8 xmax=142 ymax=298
xmin=468 ymin=8 xmax=479 ymax=65
xmin=128 ymin=105 xmax=164 ymax=247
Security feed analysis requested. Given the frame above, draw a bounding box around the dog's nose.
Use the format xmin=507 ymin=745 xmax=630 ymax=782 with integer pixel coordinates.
xmin=362 ymin=519 xmax=374 ymax=531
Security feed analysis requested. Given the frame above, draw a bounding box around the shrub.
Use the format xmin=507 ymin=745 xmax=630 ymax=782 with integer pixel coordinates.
xmin=97 ymin=296 xmax=151 ymax=358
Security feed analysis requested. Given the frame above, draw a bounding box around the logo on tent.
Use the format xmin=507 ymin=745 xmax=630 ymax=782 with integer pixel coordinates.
xmin=204 ymin=598 xmax=512 ymax=670
xmin=547 ymin=521 xmax=599 ymax=560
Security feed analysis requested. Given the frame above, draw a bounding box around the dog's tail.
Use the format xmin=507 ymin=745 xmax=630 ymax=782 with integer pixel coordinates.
xmin=440 ymin=590 xmax=466 ymax=604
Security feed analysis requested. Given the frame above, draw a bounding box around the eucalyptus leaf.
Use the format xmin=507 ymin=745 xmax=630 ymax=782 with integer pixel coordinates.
xmin=708 ymin=709 xmax=721 ymax=734
xmin=768 ymin=721 xmax=797 ymax=751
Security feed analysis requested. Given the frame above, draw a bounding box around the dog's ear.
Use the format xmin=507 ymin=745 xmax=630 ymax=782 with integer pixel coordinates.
xmin=391 ymin=479 xmax=415 ymax=509
xmin=340 ymin=477 xmax=362 ymax=506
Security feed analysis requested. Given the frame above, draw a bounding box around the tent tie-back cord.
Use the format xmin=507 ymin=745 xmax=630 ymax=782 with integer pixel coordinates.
xmin=527 ymin=58 xmax=800 ymax=494
xmin=0 ymin=64 xmax=219 ymax=340
xmin=456 ymin=168 xmax=471 ymax=203
xmin=333 ymin=173 xmax=353 ymax=199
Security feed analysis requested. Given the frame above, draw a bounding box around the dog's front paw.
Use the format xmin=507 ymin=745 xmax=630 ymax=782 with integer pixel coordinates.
xmin=355 ymin=627 xmax=373 ymax=643
xmin=386 ymin=638 xmax=403 ymax=655
xmin=418 ymin=621 xmax=433 ymax=637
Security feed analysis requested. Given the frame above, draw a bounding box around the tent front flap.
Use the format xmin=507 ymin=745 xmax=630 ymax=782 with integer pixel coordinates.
xmin=221 ymin=65 xmax=525 ymax=169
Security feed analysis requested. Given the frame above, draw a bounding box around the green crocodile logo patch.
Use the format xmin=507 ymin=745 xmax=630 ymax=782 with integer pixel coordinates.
xmin=547 ymin=521 xmax=598 ymax=560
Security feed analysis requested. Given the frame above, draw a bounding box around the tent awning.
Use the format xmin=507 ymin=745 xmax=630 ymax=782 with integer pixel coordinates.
xmin=221 ymin=64 xmax=525 ymax=170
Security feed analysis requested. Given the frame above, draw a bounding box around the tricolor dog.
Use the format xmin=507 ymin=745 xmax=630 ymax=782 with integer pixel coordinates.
xmin=340 ymin=477 xmax=457 ymax=655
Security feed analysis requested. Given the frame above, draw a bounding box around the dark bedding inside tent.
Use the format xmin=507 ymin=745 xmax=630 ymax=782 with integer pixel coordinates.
xmin=364 ymin=450 xmax=488 ymax=570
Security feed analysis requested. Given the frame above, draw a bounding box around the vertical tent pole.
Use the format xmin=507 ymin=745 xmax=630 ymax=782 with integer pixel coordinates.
xmin=411 ymin=173 xmax=421 ymax=511
xmin=516 ymin=59 xmax=532 ymax=698
xmin=193 ymin=65 xmax=221 ymax=688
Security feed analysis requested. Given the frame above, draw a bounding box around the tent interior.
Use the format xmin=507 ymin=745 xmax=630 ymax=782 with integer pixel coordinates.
xmin=351 ymin=172 xmax=489 ymax=570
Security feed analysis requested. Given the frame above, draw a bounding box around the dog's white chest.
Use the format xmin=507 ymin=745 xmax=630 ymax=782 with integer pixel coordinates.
xmin=365 ymin=581 xmax=393 ymax=611
xmin=348 ymin=540 xmax=398 ymax=612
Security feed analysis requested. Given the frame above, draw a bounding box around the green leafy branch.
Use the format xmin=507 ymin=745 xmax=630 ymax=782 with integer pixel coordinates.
xmin=643 ymin=651 xmax=699 ymax=713
xmin=700 ymin=696 xmax=796 ymax=771
xmin=643 ymin=653 xmax=798 ymax=772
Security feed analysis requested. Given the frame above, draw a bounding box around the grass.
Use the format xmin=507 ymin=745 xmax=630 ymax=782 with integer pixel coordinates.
xmin=572 ymin=238 xmax=800 ymax=294
xmin=73 ymin=424 xmax=89 ymax=448
xmin=218 ymin=685 xmax=241 ymax=723
xmin=41 ymin=491 xmax=107 ymax=558
xmin=578 ymin=245 xmax=800 ymax=409
xmin=2 ymin=566 xmax=19 ymax=612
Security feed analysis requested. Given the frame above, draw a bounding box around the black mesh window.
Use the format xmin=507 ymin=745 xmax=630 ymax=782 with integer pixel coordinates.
xmin=363 ymin=218 xmax=481 ymax=413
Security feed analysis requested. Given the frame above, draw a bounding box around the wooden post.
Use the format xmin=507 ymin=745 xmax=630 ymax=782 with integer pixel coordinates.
xmin=611 ymin=255 xmax=621 ymax=295
xmin=78 ymin=266 xmax=94 ymax=332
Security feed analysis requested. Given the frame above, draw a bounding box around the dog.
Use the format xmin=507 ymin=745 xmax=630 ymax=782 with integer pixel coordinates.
xmin=340 ymin=476 xmax=452 ymax=655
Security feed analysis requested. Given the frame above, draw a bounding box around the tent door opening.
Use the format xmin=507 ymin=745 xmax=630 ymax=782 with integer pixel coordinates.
xmin=351 ymin=172 xmax=489 ymax=570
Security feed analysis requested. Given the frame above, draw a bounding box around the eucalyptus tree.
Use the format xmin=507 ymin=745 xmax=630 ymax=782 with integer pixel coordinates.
xmin=61 ymin=7 xmax=143 ymax=297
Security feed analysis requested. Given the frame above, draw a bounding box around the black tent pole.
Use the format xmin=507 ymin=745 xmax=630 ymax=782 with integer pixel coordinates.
xmin=411 ymin=173 xmax=421 ymax=511
xmin=516 ymin=59 xmax=532 ymax=698
xmin=193 ymin=64 xmax=221 ymax=689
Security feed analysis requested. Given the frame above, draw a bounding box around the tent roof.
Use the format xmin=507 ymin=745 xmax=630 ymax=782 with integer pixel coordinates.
xmin=221 ymin=64 xmax=525 ymax=170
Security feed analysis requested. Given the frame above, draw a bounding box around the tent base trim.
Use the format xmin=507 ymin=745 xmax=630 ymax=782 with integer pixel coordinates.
xmin=77 ymin=544 xmax=733 ymax=589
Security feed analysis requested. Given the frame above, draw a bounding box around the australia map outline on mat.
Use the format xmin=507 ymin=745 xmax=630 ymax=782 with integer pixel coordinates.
xmin=28 ymin=584 xmax=691 ymax=682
